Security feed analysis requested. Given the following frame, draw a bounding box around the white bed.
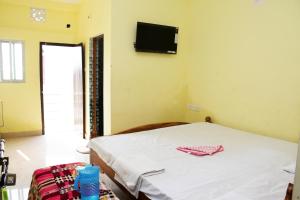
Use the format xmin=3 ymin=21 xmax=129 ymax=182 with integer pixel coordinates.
xmin=89 ymin=122 xmax=298 ymax=200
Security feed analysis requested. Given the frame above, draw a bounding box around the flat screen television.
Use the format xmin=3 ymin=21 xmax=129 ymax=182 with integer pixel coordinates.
xmin=134 ymin=22 xmax=178 ymax=54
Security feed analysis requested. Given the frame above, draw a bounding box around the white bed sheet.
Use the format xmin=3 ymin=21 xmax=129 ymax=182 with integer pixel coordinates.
xmin=89 ymin=122 xmax=298 ymax=200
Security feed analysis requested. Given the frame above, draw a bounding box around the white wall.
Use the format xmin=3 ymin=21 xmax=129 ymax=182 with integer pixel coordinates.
xmin=293 ymin=142 xmax=300 ymax=199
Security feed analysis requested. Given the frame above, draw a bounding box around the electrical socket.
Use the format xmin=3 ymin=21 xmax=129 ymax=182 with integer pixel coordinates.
xmin=187 ymin=104 xmax=201 ymax=112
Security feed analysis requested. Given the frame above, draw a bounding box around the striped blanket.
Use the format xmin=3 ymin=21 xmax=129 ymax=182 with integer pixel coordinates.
xmin=28 ymin=162 xmax=119 ymax=200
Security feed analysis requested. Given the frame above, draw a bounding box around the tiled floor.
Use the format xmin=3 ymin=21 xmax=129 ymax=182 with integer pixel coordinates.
xmin=5 ymin=132 xmax=131 ymax=200
xmin=5 ymin=132 xmax=89 ymax=199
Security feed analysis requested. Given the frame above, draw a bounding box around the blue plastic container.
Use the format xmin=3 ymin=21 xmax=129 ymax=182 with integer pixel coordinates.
xmin=74 ymin=165 xmax=100 ymax=200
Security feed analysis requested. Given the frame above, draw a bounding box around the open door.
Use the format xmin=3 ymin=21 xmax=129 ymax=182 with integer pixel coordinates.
xmin=89 ymin=35 xmax=104 ymax=138
xmin=40 ymin=42 xmax=86 ymax=138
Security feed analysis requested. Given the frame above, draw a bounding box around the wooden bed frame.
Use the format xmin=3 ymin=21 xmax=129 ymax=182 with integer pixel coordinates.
xmin=90 ymin=149 xmax=149 ymax=200
xmin=90 ymin=117 xmax=293 ymax=200
xmin=90 ymin=120 xmax=211 ymax=200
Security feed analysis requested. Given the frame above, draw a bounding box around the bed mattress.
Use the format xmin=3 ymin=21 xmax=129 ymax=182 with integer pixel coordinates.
xmin=89 ymin=122 xmax=298 ymax=200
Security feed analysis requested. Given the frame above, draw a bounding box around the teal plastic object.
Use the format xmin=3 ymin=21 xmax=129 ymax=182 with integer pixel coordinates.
xmin=74 ymin=165 xmax=100 ymax=200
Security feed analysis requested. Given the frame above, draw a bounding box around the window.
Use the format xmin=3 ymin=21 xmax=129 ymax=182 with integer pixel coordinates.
xmin=0 ymin=40 xmax=24 ymax=82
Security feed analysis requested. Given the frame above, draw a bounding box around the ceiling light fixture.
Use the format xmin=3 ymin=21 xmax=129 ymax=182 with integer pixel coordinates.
xmin=31 ymin=8 xmax=46 ymax=22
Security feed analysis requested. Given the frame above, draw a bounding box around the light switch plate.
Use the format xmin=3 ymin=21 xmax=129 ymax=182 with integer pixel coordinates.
xmin=254 ymin=0 xmax=263 ymax=5
xmin=187 ymin=104 xmax=201 ymax=112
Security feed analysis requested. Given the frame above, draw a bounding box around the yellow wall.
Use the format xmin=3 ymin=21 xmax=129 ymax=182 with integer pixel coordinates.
xmin=2 ymin=0 xmax=299 ymax=142
xmin=0 ymin=0 xmax=78 ymax=136
xmin=110 ymin=0 xmax=189 ymax=133
xmin=186 ymin=0 xmax=300 ymax=142
xmin=77 ymin=0 xmax=111 ymax=136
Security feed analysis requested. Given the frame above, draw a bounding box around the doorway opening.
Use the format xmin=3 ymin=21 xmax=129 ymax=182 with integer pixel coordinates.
xmin=40 ymin=42 xmax=85 ymax=138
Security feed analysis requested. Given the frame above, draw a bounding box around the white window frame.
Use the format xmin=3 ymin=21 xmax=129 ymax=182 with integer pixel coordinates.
xmin=0 ymin=40 xmax=25 ymax=83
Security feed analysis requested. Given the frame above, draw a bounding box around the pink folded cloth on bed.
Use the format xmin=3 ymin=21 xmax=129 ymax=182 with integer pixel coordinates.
xmin=176 ymin=145 xmax=224 ymax=156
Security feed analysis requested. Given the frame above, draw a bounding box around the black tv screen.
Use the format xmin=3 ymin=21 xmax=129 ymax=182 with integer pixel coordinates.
xmin=134 ymin=22 xmax=178 ymax=54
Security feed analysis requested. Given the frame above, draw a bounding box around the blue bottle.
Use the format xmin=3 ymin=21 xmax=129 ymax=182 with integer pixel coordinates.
xmin=74 ymin=165 xmax=100 ymax=200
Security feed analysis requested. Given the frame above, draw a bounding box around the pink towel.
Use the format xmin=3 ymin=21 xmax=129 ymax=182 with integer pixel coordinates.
xmin=176 ymin=145 xmax=224 ymax=156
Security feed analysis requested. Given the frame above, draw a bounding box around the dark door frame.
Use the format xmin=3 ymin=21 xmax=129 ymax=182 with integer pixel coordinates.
xmin=39 ymin=42 xmax=86 ymax=138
